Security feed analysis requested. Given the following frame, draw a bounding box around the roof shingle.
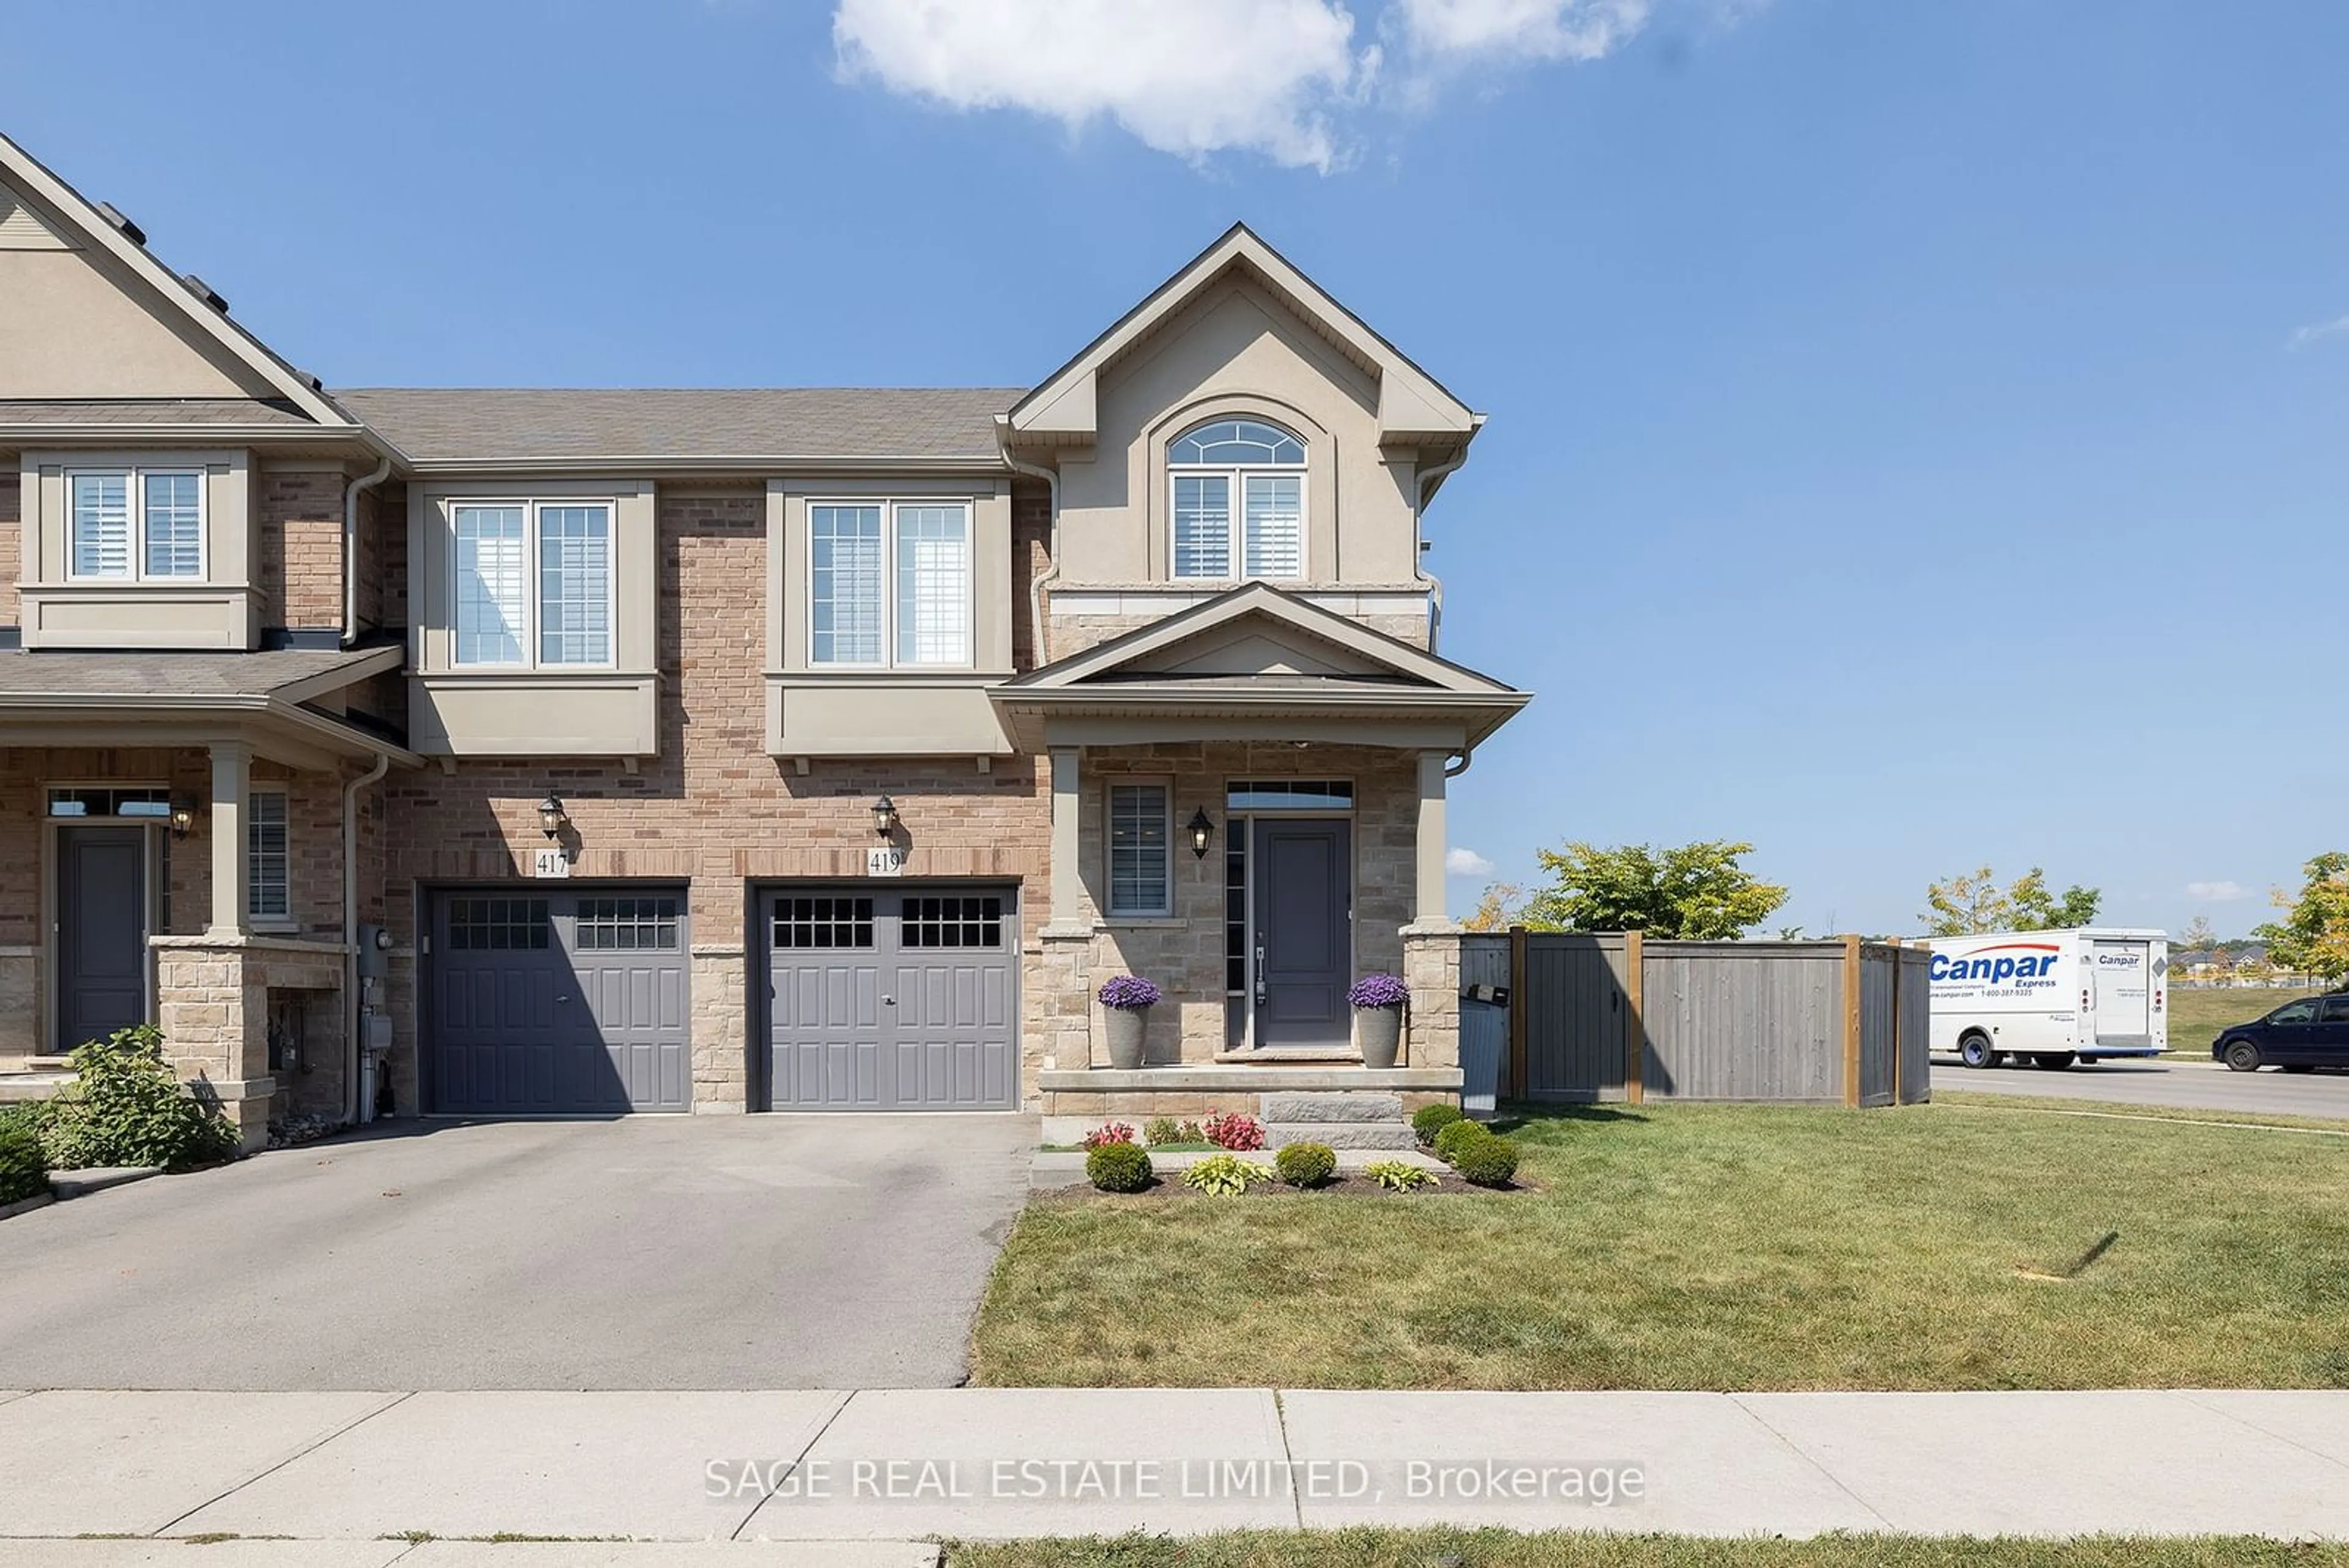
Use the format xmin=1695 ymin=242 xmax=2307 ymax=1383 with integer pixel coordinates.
xmin=335 ymin=387 xmax=1022 ymax=464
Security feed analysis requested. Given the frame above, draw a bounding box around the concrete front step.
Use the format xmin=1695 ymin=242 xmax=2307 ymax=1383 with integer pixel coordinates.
xmin=1260 ymin=1091 xmax=1403 ymax=1123
xmin=1264 ymin=1121 xmax=1417 ymax=1150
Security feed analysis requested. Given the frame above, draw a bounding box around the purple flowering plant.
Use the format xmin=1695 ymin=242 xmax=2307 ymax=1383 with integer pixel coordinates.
xmin=1098 ymin=975 xmax=1163 ymax=1011
xmin=1348 ymin=973 xmax=1411 ymax=1010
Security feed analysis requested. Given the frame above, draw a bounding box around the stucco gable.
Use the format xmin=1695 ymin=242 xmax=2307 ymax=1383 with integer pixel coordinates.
xmin=1006 ymin=224 xmax=1477 ymax=448
xmin=0 ymin=134 xmax=354 ymax=425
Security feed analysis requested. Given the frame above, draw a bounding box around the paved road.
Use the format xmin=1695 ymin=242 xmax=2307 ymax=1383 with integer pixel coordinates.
xmin=1935 ymin=1055 xmax=2349 ymax=1118
xmin=0 ymin=1115 xmax=1035 ymax=1390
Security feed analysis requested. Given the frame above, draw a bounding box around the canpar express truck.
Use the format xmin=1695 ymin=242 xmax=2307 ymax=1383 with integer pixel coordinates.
xmin=1929 ymin=927 xmax=2167 ymax=1069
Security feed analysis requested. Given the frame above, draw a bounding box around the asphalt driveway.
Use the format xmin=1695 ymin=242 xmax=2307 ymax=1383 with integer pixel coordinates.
xmin=0 ymin=1113 xmax=1035 ymax=1390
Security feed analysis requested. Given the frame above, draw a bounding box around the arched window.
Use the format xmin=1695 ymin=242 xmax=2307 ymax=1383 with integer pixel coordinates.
xmin=1168 ymin=417 xmax=1305 ymax=580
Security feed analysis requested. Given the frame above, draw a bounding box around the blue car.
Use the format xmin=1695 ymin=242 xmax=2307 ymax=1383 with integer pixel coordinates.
xmin=2213 ymin=994 xmax=2349 ymax=1072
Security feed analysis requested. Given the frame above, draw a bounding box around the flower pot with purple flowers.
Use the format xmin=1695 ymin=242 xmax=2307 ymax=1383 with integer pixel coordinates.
xmin=1348 ymin=973 xmax=1411 ymax=1068
xmin=1097 ymin=975 xmax=1162 ymax=1070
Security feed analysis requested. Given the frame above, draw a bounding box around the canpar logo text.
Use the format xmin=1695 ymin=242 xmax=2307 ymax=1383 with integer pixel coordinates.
xmin=1931 ymin=943 xmax=2063 ymax=983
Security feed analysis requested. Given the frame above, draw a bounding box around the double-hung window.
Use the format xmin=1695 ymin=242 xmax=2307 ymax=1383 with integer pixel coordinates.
xmin=1169 ymin=418 xmax=1305 ymax=581
xmin=247 ymin=788 xmax=290 ymax=923
xmin=809 ymin=500 xmax=972 ymax=667
xmin=1106 ymin=782 xmax=1172 ymax=917
xmin=451 ymin=500 xmax=613 ymax=668
xmin=69 ymin=468 xmax=204 ymax=581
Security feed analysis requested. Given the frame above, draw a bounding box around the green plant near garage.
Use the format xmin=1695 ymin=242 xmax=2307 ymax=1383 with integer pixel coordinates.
xmin=1453 ymin=1133 xmax=1521 ymax=1189
xmin=1274 ymin=1142 xmax=1338 ymax=1189
xmin=1182 ymin=1154 xmax=1275 ymax=1196
xmin=1086 ymin=1142 xmax=1153 ymax=1194
xmin=0 ymin=1115 xmax=46 ymax=1206
xmin=39 ymin=1026 xmax=241 ymax=1173
xmin=1411 ymin=1102 xmax=1464 ymax=1147
xmin=1432 ymin=1118 xmax=1488 ymax=1165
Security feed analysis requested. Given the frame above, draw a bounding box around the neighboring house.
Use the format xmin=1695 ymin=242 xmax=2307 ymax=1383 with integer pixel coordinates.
xmin=0 ymin=132 xmax=1529 ymax=1145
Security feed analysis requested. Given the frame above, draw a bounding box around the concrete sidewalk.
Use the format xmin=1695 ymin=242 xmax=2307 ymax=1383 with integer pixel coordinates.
xmin=1 ymin=1386 xmax=2346 ymax=1561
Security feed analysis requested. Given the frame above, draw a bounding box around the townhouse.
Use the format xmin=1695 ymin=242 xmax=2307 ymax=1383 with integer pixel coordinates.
xmin=0 ymin=133 xmax=1529 ymax=1145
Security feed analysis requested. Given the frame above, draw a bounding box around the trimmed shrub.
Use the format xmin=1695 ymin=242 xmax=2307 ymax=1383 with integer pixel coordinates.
xmin=1453 ymin=1133 xmax=1521 ymax=1188
xmin=1362 ymin=1159 xmax=1437 ymax=1192
xmin=0 ymin=1119 xmax=46 ymax=1206
xmin=39 ymin=1027 xmax=241 ymax=1172
xmin=1411 ymin=1102 xmax=1465 ymax=1147
xmin=1182 ymin=1153 xmax=1274 ymax=1195
xmin=1143 ymin=1117 xmax=1184 ymax=1147
xmin=1432 ymin=1118 xmax=1488 ymax=1165
xmin=1274 ymin=1142 xmax=1337 ymax=1188
xmin=1086 ymin=1141 xmax=1153 ymax=1193
xmin=1203 ymin=1110 xmax=1265 ymax=1151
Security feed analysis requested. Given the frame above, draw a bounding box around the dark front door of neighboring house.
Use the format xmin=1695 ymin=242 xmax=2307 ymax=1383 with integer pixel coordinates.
xmin=426 ymin=888 xmax=691 ymax=1115
xmin=1252 ymin=819 xmax=1351 ymax=1049
xmin=763 ymin=885 xmax=1019 ymax=1110
xmin=57 ymin=825 xmax=149 ymax=1052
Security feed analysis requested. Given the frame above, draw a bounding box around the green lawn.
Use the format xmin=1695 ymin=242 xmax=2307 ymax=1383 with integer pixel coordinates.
xmin=970 ymin=1100 xmax=2349 ymax=1392
xmin=2164 ymin=985 xmax=2320 ymax=1058
xmin=946 ymin=1532 xmax=2349 ymax=1567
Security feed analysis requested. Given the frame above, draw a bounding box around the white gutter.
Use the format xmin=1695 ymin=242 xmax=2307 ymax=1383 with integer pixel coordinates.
xmin=341 ymin=456 xmax=393 ymax=648
xmin=998 ymin=426 xmax=1063 ymax=669
xmin=342 ymin=750 xmax=390 ymax=1124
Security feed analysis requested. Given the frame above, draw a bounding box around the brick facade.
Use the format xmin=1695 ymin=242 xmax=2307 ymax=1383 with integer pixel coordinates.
xmin=254 ymin=466 xmax=345 ymax=633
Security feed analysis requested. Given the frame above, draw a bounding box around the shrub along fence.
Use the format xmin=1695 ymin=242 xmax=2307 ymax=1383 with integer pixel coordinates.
xmin=1480 ymin=931 xmax=1929 ymax=1107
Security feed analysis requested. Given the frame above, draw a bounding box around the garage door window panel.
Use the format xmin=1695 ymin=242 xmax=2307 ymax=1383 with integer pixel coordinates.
xmin=773 ymin=896 xmax=875 ymax=949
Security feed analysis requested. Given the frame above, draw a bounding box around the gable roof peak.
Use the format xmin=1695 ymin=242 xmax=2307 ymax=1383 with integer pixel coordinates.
xmin=1007 ymin=222 xmax=1477 ymax=448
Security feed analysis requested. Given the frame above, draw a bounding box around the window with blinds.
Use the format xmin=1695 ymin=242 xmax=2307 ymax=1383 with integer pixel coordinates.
xmin=70 ymin=468 xmax=203 ymax=581
xmin=809 ymin=499 xmax=974 ymax=668
xmin=451 ymin=499 xmax=615 ymax=669
xmin=1168 ymin=418 xmax=1306 ymax=582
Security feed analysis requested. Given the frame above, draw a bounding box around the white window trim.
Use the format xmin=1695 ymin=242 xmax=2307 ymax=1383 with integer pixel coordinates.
xmin=1104 ymin=778 xmax=1174 ymax=920
xmin=1167 ymin=426 xmax=1307 ymax=584
xmin=446 ymin=497 xmax=619 ymax=672
xmin=247 ymin=786 xmax=292 ymax=927
xmin=65 ymin=465 xmax=207 ymax=584
xmin=804 ymin=498 xmax=976 ymax=671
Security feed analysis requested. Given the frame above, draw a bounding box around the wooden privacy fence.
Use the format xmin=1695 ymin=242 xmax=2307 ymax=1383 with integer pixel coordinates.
xmin=1475 ymin=931 xmax=1930 ymax=1107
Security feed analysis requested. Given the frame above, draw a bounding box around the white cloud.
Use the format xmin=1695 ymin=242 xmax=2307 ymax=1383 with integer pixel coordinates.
xmin=1446 ymin=846 xmax=1496 ymax=877
xmin=833 ymin=0 xmax=1378 ymax=171
xmin=2288 ymin=315 xmax=2349 ymax=350
xmin=2186 ymin=880 xmax=2252 ymax=902
xmin=1396 ymin=0 xmax=1650 ymax=61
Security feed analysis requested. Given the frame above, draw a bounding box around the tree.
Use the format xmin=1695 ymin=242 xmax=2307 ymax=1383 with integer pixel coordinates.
xmin=1460 ymin=882 xmax=1524 ymax=932
xmin=1520 ymin=841 xmax=1788 ymax=940
xmin=1920 ymin=865 xmax=2102 ymax=935
xmin=2178 ymin=915 xmax=2218 ymax=952
xmin=2254 ymin=852 xmax=2349 ymax=984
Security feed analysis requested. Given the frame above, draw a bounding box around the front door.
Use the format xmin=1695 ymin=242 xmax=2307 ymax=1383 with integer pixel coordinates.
xmin=57 ymin=825 xmax=149 ymax=1052
xmin=1252 ymin=819 xmax=1351 ymax=1049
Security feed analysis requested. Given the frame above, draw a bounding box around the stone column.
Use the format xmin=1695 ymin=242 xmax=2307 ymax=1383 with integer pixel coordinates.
xmin=1412 ymin=749 xmax=1449 ymax=929
xmin=207 ymin=740 xmax=250 ymax=937
xmin=1400 ymin=927 xmax=1463 ymax=1074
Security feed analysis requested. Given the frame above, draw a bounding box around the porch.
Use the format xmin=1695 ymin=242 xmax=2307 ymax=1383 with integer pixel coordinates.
xmin=0 ymin=645 xmax=410 ymax=1147
xmin=992 ymin=583 xmax=1527 ymax=1124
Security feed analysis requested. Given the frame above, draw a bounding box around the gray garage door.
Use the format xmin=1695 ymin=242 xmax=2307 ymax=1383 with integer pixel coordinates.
xmin=429 ymin=889 xmax=691 ymax=1115
xmin=764 ymin=885 xmax=1017 ymax=1110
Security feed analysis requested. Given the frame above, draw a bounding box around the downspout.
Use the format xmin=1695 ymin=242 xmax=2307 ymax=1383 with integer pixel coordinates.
xmin=341 ymin=456 xmax=393 ymax=648
xmin=343 ymin=750 xmax=389 ymax=1124
xmin=1414 ymin=444 xmax=1469 ymax=656
xmin=998 ymin=426 xmax=1061 ymax=670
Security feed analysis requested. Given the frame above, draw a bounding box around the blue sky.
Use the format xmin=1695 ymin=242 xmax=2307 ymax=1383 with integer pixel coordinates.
xmin=7 ymin=0 xmax=2344 ymax=938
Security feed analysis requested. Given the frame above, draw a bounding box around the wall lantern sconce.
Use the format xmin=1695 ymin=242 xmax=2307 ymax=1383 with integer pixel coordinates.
xmin=1187 ymin=807 xmax=1216 ymax=860
xmin=536 ymin=792 xmax=570 ymax=841
xmin=871 ymin=794 xmax=900 ymax=838
xmin=168 ymin=799 xmax=197 ymax=839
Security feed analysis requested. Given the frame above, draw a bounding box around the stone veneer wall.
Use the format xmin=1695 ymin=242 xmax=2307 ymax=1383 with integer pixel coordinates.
xmin=153 ymin=935 xmax=345 ymax=1150
xmin=1030 ymin=742 xmax=1420 ymax=1071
